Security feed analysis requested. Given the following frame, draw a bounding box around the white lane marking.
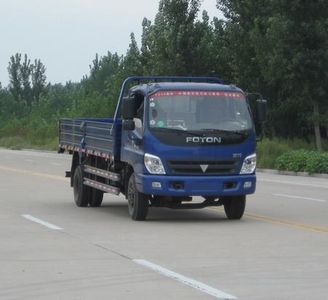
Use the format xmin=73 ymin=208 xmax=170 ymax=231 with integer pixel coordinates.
xmin=21 ymin=214 xmax=63 ymax=230
xmin=133 ymin=259 xmax=237 ymax=300
xmin=0 ymin=165 xmax=67 ymax=181
xmin=258 ymin=178 xmax=328 ymax=189
xmin=51 ymin=162 xmax=62 ymax=166
xmin=273 ymin=193 xmax=326 ymax=203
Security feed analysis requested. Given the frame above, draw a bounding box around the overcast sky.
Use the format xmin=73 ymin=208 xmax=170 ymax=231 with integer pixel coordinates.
xmin=0 ymin=0 xmax=222 ymax=86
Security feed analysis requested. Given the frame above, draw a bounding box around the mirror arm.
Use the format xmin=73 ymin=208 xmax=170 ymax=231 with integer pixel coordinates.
xmin=130 ymin=133 xmax=143 ymax=145
xmin=122 ymin=119 xmax=135 ymax=131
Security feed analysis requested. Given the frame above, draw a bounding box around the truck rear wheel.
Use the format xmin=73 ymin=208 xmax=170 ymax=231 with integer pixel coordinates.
xmin=89 ymin=189 xmax=103 ymax=207
xmin=222 ymin=195 xmax=246 ymax=220
xmin=127 ymin=173 xmax=148 ymax=221
xmin=73 ymin=165 xmax=90 ymax=207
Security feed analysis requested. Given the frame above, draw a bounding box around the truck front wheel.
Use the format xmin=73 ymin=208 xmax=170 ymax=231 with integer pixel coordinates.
xmin=127 ymin=173 xmax=149 ymax=221
xmin=73 ymin=165 xmax=90 ymax=207
xmin=222 ymin=195 xmax=246 ymax=220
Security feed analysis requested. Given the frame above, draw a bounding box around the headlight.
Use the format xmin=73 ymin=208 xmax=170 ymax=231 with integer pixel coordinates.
xmin=240 ymin=153 xmax=256 ymax=174
xmin=144 ymin=153 xmax=166 ymax=174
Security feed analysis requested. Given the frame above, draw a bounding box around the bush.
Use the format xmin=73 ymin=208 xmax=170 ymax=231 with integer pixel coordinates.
xmin=275 ymin=150 xmax=328 ymax=174
xmin=257 ymin=138 xmax=313 ymax=169
xmin=305 ymin=152 xmax=328 ymax=174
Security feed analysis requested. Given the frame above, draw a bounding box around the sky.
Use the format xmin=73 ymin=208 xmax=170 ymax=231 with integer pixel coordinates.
xmin=0 ymin=0 xmax=222 ymax=86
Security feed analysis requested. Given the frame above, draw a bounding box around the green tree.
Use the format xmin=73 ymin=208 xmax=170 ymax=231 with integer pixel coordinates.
xmin=251 ymin=1 xmax=328 ymax=150
xmin=86 ymin=52 xmax=123 ymax=95
xmin=123 ymin=33 xmax=142 ymax=76
xmin=141 ymin=0 xmax=204 ymax=75
xmin=8 ymin=53 xmax=23 ymax=104
xmin=7 ymin=53 xmax=47 ymax=112
xmin=217 ymin=0 xmax=328 ymax=149
xmin=82 ymin=52 xmax=124 ymax=116
xmin=20 ymin=54 xmax=33 ymax=108
xmin=32 ymin=59 xmax=47 ymax=104
xmin=0 ymin=85 xmax=15 ymax=123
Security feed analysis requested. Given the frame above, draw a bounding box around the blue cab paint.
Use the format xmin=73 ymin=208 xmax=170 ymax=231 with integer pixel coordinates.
xmin=118 ymin=77 xmax=257 ymax=197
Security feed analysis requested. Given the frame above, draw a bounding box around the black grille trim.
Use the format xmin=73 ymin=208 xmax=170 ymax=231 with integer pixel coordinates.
xmin=168 ymin=159 xmax=240 ymax=175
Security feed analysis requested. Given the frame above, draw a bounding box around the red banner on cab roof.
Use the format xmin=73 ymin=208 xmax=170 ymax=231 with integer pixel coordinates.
xmin=151 ymin=91 xmax=243 ymax=98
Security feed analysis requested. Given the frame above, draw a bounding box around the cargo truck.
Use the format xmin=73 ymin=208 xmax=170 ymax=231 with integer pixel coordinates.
xmin=58 ymin=76 xmax=266 ymax=221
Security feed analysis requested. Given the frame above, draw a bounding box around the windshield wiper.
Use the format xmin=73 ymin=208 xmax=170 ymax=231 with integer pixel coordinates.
xmin=199 ymin=128 xmax=249 ymax=136
xmin=151 ymin=127 xmax=250 ymax=137
xmin=151 ymin=127 xmax=200 ymax=136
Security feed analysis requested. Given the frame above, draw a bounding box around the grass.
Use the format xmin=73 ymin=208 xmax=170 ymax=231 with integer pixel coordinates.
xmin=0 ymin=136 xmax=28 ymax=150
xmin=0 ymin=136 xmax=58 ymax=151
xmin=0 ymin=119 xmax=58 ymax=151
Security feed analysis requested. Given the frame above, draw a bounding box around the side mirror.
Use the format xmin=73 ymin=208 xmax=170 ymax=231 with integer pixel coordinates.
xmin=122 ymin=97 xmax=136 ymax=120
xmin=122 ymin=119 xmax=135 ymax=131
xmin=256 ymin=99 xmax=267 ymax=122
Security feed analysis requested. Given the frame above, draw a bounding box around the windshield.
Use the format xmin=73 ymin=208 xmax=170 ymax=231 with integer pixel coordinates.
xmin=148 ymin=90 xmax=253 ymax=132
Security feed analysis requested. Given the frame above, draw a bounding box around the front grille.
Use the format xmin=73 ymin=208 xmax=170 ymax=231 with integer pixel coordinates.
xmin=168 ymin=159 xmax=240 ymax=175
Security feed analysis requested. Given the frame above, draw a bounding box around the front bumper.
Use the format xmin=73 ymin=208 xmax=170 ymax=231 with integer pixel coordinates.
xmin=135 ymin=174 xmax=256 ymax=196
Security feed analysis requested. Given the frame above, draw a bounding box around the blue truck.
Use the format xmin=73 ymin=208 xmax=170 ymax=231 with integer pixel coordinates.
xmin=59 ymin=76 xmax=266 ymax=221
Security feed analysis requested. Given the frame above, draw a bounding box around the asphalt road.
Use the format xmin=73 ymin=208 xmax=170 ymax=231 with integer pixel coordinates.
xmin=0 ymin=148 xmax=327 ymax=300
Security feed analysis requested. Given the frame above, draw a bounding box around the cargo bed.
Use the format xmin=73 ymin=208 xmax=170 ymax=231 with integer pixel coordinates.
xmin=58 ymin=118 xmax=121 ymax=159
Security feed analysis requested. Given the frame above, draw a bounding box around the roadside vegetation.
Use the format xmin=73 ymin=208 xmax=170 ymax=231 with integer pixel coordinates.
xmin=257 ymin=138 xmax=328 ymax=173
xmin=0 ymin=0 xmax=327 ymax=172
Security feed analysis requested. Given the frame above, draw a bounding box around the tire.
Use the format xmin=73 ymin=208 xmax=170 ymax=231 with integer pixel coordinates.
xmin=222 ymin=195 xmax=246 ymax=220
xmin=127 ymin=173 xmax=149 ymax=221
xmin=73 ymin=165 xmax=90 ymax=207
xmin=89 ymin=189 xmax=103 ymax=207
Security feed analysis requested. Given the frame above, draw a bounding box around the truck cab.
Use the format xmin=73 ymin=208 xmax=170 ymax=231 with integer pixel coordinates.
xmin=59 ymin=77 xmax=266 ymax=221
